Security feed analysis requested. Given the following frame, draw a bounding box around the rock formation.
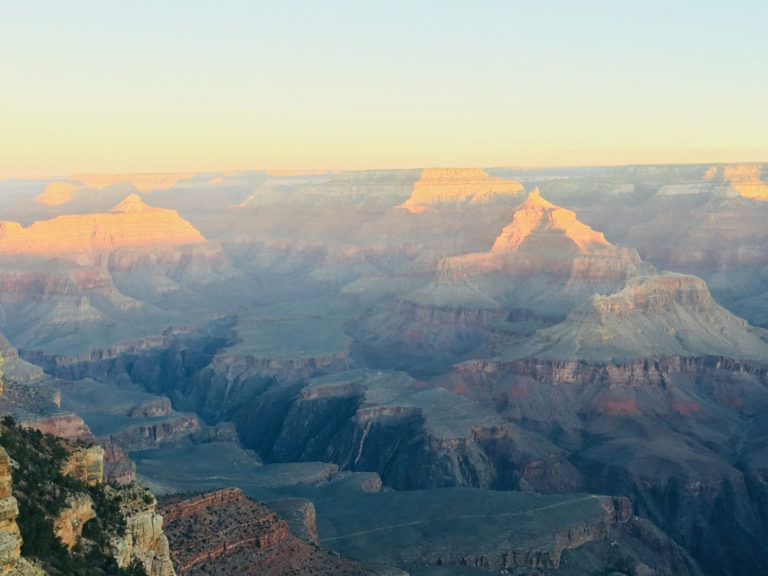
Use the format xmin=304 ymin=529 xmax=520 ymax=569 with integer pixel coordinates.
xmin=515 ymin=272 xmax=768 ymax=362
xmin=111 ymin=483 xmax=176 ymax=576
xmin=437 ymin=188 xmax=645 ymax=281
xmin=0 ymin=412 xmax=176 ymax=575
xmin=0 ymin=446 xmax=24 ymax=575
xmin=53 ymin=492 xmax=95 ymax=549
xmin=712 ymin=163 xmax=768 ymax=200
xmin=60 ymin=444 xmax=105 ymax=487
xmin=159 ymin=488 xmax=382 ymax=575
xmin=399 ymin=168 xmax=523 ymax=213
xmin=0 ymin=194 xmax=205 ymax=257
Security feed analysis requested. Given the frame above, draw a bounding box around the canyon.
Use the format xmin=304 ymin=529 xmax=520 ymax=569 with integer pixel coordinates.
xmin=0 ymin=165 xmax=767 ymax=574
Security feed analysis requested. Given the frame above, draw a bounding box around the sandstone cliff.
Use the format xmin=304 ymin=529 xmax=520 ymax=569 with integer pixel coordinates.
xmin=111 ymin=483 xmax=176 ymax=576
xmin=0 ymin=416 xmax=176 ymax=575
xmin=0 ymin=194 xmax=205 ymax=257
xmin=399 ymin=168 xmax=523 ymax=213
xmin=0 ymin=446 xmax=24 ymax=575
xmin=712 ymin=163 xmax=768 ymax=200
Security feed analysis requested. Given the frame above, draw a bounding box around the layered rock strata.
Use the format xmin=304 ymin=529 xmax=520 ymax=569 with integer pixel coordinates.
xmin=0 ymin=194 xmax=205 ymax=257
xmin=437 ymin=189 xmax=646 ymax=281
xmin=159 ymin=488 xmax=378 ymax=575
xmin=399 ymin=168 xmax=523 ymax=213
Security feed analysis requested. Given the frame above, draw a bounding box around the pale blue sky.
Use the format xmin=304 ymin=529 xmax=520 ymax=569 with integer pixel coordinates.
xmin=2 ymin=1 xmax=767 ymax=176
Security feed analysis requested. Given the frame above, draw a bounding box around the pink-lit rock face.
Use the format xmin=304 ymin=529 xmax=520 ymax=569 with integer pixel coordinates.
xmin=438 ymin=189 xmax=641 ymax=280
xmin=36 ymin=181 xmax=80 ymax=206
xmin=71 ymin=172 xmax=194 ymax=192
xmin=0 ymin=194 xmax=205 ymax=257
xmin=491 ymin=188 xmax=610 ymax=253
xmin=709 ymin=164 xmax=768 ymax=200
xmin=399 ymin=168 xmax=523 ymax=212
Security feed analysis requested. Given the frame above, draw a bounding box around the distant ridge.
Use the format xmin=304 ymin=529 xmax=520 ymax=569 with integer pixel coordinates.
xmin=399 ymin=167 xmax=523 ymax=213
xmin=0 ymin=194 xmax=205 ymax=257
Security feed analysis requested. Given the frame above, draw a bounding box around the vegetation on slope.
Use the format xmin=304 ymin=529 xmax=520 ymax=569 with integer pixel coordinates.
xmin=0 ymin=415 xmax=147 ymax=576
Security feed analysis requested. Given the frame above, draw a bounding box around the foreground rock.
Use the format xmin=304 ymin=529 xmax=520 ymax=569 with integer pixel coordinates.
xmin=159 ymin=488 xmax=397 ymax=575
xmin=0 ymin=416 xmax=176 ymax=575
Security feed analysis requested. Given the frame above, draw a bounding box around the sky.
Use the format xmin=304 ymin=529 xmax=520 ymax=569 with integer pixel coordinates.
xmin=2 ymin=0 xmax=767 ymax=177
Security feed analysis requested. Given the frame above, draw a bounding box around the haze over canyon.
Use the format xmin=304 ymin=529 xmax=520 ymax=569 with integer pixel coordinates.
xmin=0 ymin=164 xmax=767 ymax=576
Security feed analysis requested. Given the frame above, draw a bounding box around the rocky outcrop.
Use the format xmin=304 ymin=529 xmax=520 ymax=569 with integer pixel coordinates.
xmin=24 ymin=413 xmax=93 ymax=442
xmin=111 ymin=484 xmax=176 ymax=576
xmin=0 ymin=447 xmax=22 ymax=575
xmin=159 ymin=488 xmax=377 ymax=575
xmin=59 ymin=444 xmax=104 ymax=487
xmin=399 ymin=168 xmax=523 ymax=213
xmin=23 ymin=414 xmax=136 ymax=484
xmin=100 ymin=443 xmax=136 ymax=484
xmin=102 ymin=413 xmax=200 ymax=451
xmin=437 ymin=189 xmax=646 ymax=281
xmin=53 ymin=493 xmax=95 ymax=549
xmin=0 ymin=194 xmax=205 ymax=258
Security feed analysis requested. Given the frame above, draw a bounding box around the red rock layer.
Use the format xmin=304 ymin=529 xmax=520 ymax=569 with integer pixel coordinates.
xmin=159 ymin=489 xmax=373 ymax=576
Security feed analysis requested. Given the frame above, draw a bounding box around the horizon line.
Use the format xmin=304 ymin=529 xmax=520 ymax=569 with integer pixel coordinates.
xmin=3 ymin=159 xmax=768 ymax=181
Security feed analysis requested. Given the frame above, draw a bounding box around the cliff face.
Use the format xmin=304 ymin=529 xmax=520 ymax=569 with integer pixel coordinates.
xmin=53 ymin=493 xmax=95 ymax=549
xmin=399 ymin=168 xmax=523 ymax=213
xmin=438 ymin=189 xmax=646 ymax=282
xmin=0 ymin=447 xmax=22 ymax=575
xmin=0 ymin=415 xmax=176 ymax=576
xmin=111 ymin=484 xmax=176 ymax=576
xmin=716 ymin=163 xmax=768 ymax=200
xmin=60 ymin=444 xmax=104 ymax=487
xmin=159 ymin=488 xmax=379 ymax=576
xmin=0 ymin=194 xmax=205 ymax=257
xmin=447 ymin=353 xmax=768 ymax=575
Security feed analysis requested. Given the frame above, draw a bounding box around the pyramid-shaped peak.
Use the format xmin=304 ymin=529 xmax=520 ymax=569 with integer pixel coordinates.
xmin=111 ymin=194 xmax=155 ymax=213
xmin=492 ymin=190 xmax=610 ymax=253
xmin=520 ymin=187 xmax=557 ymax=209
